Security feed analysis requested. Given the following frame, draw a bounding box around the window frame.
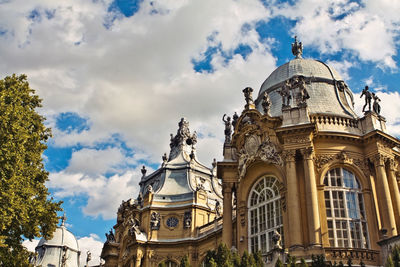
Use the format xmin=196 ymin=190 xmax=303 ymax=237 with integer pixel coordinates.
xmin=323 ymin=167 xmax=369 ymax=249
xmin=247 ymin=176 xmax=283 ymax=254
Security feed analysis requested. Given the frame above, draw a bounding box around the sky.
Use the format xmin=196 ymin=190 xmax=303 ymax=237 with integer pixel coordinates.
xmin=1 ymin=0 xmax=400 ymax=265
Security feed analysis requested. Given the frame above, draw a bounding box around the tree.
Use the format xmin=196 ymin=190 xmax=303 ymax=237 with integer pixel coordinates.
xmin=275 ymin=258 xmax=284 ymax=267
xmin=287 ymin=254 xmax=297 ymax=267
xmin=0 ymin=74 xmax=62 ymax=265
xmin=180 ymin=255 xmax=191 ymax=267
xmin=253 ymin=251 xmax=264 ymax=267
xmin=216 ymin=243 xmax=233 ymax=267
xmin=300 ymin=258 xmax=309 ymax=267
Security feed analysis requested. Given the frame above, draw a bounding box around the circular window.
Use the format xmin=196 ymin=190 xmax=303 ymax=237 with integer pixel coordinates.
xmin=166 ymin=217 xmax=179 ymax=228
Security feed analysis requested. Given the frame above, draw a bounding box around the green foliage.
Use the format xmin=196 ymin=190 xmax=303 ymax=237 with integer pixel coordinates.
xmin=275 ymin=258 xmax=284 ymax=267
xmin=386 ymin=245 xmax=400 ymax=267
xmin=209 ymin=258 xmax=218 ymax=267
xmin=392 ymin=245 xmax=400 ymax=267
xmin=287 ymin=254 xmax=297 ymax=267
xmin=253 ymin=251 xmax=264 ymax=267
xmin=216 ymin=243 xmax=233 ymax=267
xmin=180 ymin=255 xmax=191 ymax=267
xmin=311 ymin=254 xmax=327 ymax=267
xmin=158 ymin=262 xmax=166 ymax=267
xmin=300 ymin=258 xmax=309 ymax=267
xmin=0 ymin=74 xmax=62 ymax=265
xmin=386 ymin=257 xmax=394 ymax=267
xmin=232 ymin=250 xmax=241 ymax=267
xmin=240 ymin=250 xmax=255 ymax=267
xmin=203 ymin=243 xmax=264 ymax=267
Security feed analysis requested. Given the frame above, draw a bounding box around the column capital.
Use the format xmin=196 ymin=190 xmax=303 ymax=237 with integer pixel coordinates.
xmin=222 ymin=182 xmax=233 ymax=194
xmin=282 ymin=149 xmax=296 ymax=163
xmin=371 ymin=154 xmax=388 ymax=167
xmin=300 ymin=147 xmax=314 ymax=160
xmin=389 ymin=158 xmax=399 ymax=171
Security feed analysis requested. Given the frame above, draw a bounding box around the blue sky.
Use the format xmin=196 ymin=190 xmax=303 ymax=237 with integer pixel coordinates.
xmin=1 ymin=0 xmax=400 ymax=265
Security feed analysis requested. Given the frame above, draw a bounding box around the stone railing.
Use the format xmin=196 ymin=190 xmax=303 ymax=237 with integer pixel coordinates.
xmin=197 ymin=217 xmax=223 ymax=237
xmin=324 ymin=247 xmax=380 ymax=264
xmin=310 ymin=114 xmax=362 ymax=135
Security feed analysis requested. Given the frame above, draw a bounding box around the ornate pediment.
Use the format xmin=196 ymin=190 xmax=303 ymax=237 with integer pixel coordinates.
xmin=237 ymin=134 xmax=283 ymax=180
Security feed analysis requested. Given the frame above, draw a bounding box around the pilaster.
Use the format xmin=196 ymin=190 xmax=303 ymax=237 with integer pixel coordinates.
xmin=387 ymin=158 xmax=400 ymax=231
xmin=300 ymin=147 xmax=321 ymax=247
xmin=372 ymin=154 xmax=397 ymax=237
xmin=283 ymin=149 xmax=303 ymax=249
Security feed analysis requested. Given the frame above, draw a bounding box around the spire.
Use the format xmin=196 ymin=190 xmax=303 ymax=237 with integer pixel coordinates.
xmin=60 ymin=212 xmax=67 ymax=227
xmin=168 ymin=118 xmax=197 ymax=161
xmin=291 ymin=36 xmax=303 ymax=58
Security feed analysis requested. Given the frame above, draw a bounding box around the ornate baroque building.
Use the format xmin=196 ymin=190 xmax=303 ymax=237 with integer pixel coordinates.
xmin=102 ymin=39 xmax=400 ymax=266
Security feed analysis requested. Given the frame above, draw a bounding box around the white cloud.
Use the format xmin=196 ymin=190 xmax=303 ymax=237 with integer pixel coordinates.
xmin=326 ymin=60 xmax=354 ymax=81
xmin=66 ymin=147 xmax=125 ymax=176
xmin=78 ymin=234 xmax=104 ymax=266
xmin=0 ymin=0 xmax=275 ymax=167
xmin=47 ymin=167 xmax=149 ymax=219
xmin=272 ymin=0 xmax=400 ymax=68
xmin=22 ymin=239 xmax=39 ymax=252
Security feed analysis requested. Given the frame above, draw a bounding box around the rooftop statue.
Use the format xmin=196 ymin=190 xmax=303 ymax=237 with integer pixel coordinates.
xmin=262 ymin=91 xmax=272 ymax=115
xmin=372 ymin=92 xmax=381 ymax=115
xmin=242 ymin=87 xmax=254 ymax=108
xmin=360 ymin=85 xmax=372 ymax=113
xmin=293 ymin=76 xmax=310 ymax=106
xmin=222 ymin=114 xmax=232 ymax=143
xmin=278 ymin=80 xmax=292 ymax=108
xmin=291 ymin=36 xmax=303 ymax=58
xmin=232 ymin=112 xmax=239 ymax=128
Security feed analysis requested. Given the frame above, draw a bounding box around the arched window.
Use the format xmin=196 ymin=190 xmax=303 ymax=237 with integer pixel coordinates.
xmin=248 ymin=176 xmax=283 ymax=254
xmin=159 ymin=260 xmax=178 ymax=267
xmin=324 ymin=167 xmax=369 ymax=248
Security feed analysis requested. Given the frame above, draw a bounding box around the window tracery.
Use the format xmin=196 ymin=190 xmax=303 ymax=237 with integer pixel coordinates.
xmin=324 ymin=167 xmax=369 ymax=248
xmin=248 ymin=176 xmax=283 ymax=253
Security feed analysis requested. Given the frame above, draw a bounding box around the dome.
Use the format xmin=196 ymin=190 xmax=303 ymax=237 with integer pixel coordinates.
xmin=256 ymin=57 xmax=357 ymax=119
xmin=36 ymin=225 xmax=79 ymax=251
xmin=33 ymin=215 xmax=80 ymax=267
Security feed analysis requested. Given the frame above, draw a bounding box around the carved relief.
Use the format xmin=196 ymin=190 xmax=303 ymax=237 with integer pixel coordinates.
xmin=183 ymin=211 xmax=192 ymax=228
xmin=353 ymin=158 xmax=370 ymax=177
xmin=150 ymin=212 xmax=160 ymax=230
xmin=239 ymin=201 xmax=246 ymax=226
xmin=238 ymin=135 xmax=282 ymax=180
xmin=282 ymin=150 xmax=296 ymax=163
xmin=285 ymin=135 xmax=309 ymax=144
xmin=389 ymin=158 xmax=399 ymax=171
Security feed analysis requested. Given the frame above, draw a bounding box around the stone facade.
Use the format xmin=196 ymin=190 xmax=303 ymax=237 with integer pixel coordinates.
xmin=102 ymin=43 xmax=400 ymax=266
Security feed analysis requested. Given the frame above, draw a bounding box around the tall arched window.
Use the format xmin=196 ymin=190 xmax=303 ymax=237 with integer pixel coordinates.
xmin=159 ymin=260 xmax=178 ymax=267
xmin=324 ymin=167 xmax=369 ymax=248
xmin=248 ymin=176 xmax=283 ymax=254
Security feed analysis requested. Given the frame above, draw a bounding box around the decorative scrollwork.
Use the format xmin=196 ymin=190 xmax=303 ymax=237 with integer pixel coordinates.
xmin=237 ymin=135 xmax=282 ymax=180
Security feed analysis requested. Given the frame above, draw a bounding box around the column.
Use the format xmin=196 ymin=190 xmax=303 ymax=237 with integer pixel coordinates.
xmin=301 ymin=147 xmax=321 ymax=246
xmin=284 ymin=149 xmax=303 ymax=248
xmin=388 ymin=159 xmax=400 ymax=230
xmin=222 ymin=182 xmax=233 ymax=248
xmin=374 ymin=155 xmax=397 ymax=236
xmin=135 ymin=251 xmax=142 ymax=267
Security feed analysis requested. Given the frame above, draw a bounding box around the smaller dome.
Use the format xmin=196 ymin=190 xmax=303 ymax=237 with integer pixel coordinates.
xmin=36 ymin=225 xmax=79 ymax=251
xmin=33 ymin=214 xmax=80 ymax=267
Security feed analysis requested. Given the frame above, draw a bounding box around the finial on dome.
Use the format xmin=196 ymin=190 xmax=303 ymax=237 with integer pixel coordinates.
xmin=291 ymin=36 xmax=303 ymax=58
xmin=61 ymin=212 xmax=67 ymax=227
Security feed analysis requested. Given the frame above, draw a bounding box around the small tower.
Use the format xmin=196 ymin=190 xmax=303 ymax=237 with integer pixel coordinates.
xmin=32 ymin=214 xmax=80 ymax=267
